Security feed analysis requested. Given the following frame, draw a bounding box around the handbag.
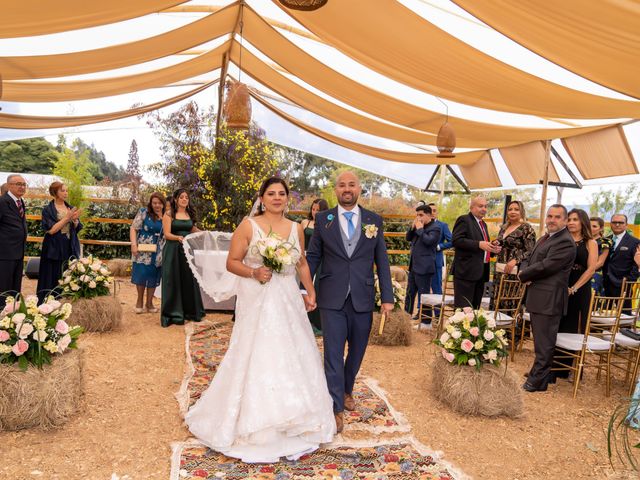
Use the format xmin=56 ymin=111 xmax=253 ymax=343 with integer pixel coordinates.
xmin=137 ymin=243 xmax=157 ymax=253
xmin=495 ymin=262 xmax=518 ymax=275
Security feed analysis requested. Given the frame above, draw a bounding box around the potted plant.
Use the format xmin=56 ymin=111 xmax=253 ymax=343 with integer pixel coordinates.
xmin=431 ymin=308 xmax=523 ymax=418
xmin=59 ymin=255 xmax=122 ymax=332
xmin=0 ymin=295 xmax=83 ymax=430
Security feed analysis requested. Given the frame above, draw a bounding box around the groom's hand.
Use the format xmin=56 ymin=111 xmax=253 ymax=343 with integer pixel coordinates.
xmin=303 ymin=294 xmax=317 ymax=312
xmin=381 ymin=302 xmax=393 ymax=314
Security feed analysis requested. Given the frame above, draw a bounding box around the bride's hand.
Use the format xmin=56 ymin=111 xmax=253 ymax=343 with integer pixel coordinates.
xmin=253 ymin=266 xmax=272 ymax=283
xmin=304 ymin=294 xmax=317 ymax=312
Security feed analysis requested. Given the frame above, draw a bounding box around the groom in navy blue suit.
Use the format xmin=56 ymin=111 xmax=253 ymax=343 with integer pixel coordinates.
xmin=306 ymin=171 xmax=394 ymax=433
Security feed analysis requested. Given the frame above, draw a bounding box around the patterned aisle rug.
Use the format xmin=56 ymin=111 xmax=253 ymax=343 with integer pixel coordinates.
xmin=170 ymin=437 xmax=465 ymax=480
xmin=177 ymin=321 xmax=410 ymax=434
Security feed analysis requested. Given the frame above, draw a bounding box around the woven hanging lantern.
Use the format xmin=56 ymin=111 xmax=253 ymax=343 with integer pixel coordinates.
xmin=436 ymin=121 xmax=456 ymax=158
xmin=278 ymin=0 xmax=328 ymax=11
xmin=223 ymin=80 xmax=251 ymax=130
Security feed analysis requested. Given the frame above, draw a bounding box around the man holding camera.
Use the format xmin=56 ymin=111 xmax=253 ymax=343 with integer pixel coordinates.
xmin=404 ymin=204 xmax=441 ymax=323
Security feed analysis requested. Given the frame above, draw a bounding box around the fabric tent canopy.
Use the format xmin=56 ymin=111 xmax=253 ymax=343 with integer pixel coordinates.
xmin=452 ymin=0 xmax=640 ymax=100
xmin=0 ymin=0 xmax=639 ymax=189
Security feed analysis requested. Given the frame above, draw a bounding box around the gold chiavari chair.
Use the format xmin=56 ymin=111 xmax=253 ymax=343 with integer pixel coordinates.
xmin=554 ymin=293 xmax=620 ymax=398
xmin=603 ymin=279 xmax=640 ymax=395
xmin=418 ymin=261 xmax=455 ymax=333
xmin=484 ymin=276 xmax=526 ymax=361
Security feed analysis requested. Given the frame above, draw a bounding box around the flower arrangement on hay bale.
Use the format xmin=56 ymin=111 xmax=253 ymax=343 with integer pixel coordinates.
xmin=0 ymin=295 xmax=84 ymax=430
xmin=369 ymin=276 xmax=412 ymax=346
xmin=59 ymin=255 xmax=123 ymax=332
xmin=431 ymin=308 xmax=523 ymax=418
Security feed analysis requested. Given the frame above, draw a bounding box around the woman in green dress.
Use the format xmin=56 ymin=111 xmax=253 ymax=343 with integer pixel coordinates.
xmin=300 ymin=199 xmax=329 ymax=334
xmin=161 ymin=189 xmax=205 ymax=327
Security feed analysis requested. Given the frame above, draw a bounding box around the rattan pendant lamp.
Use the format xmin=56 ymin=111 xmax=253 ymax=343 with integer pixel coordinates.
xmin=278 ymin=0 xmax=328 ymax=11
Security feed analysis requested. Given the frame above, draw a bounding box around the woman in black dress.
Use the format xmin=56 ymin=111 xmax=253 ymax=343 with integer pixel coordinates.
xmin=491 ymin=200 xmax=536 ymax=309
xmin=37 ymin=182 xmax=82 ymax=303
xmin=300 ymin=199 xmax=329 ymax=334
xmin=554 ymin=208 xmax=598 ymax=378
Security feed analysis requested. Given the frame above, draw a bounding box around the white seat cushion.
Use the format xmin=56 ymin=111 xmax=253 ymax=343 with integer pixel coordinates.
xmin=556 ymin=333 xmax=611 ymax=351
xmin=484 ymin=311 xmax=513 ymax=325
xmin=480 ymin=296 xmax=491 ymax=309
xmin=603 ymin=332 xmax=640 ymax=348
xmin=591 ymin=313 xmax=635 ymax=326
xmin=420 ymin=293 xmax=454 ymax=306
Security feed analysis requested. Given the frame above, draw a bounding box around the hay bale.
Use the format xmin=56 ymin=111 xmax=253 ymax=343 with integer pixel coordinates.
xmin=431 ymin=356 xmax=523 ymax=418
xmin=369 ymin=309 xmax=413 ymax=346
xmin=62 ymin=296 xmax=123 ymax=332
xmin=104 ymin=258 xmax=131 ymax=277
xmin=0 ymin=349 xmax=84 ymax=431
xmin=390 ymin=266 xmax=408 ymax=283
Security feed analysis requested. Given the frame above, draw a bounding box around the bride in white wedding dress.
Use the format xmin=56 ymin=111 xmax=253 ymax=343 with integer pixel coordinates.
xmin=185 ymin=177 xmax=336 ymax=462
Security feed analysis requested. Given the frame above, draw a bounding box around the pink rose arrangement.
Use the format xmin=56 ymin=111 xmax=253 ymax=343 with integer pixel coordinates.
xmin=0 ymin=294 xmax=83 ymax=370
xmin=434 ymin=308 xmax=508 ymax=369
xmin=59 ymin=255 xmax=113 ymax=300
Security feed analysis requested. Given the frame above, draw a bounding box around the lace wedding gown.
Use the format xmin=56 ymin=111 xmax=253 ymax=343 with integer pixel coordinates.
xmin=185 ymin=218 xmax=336 ymax=462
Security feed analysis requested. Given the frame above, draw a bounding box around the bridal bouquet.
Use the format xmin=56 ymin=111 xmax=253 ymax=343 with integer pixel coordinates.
xmin=59 ymin=255 xmax=113 ymax=300
xmin=253 ymin=232 xmax=298 ymax=273
xmin=0 ymin=295 xmax=82 ymax=370
xmin=434 ymin=309 xmax=508 ymax=369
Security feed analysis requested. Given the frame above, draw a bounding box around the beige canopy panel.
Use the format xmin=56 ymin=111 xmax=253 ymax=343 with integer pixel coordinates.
xmin=1 ymin=0 xmax=187 ymax=38
xmin=0 ymin=4 xmax=237 ymax=80
xmin=453 ymin=0 xmax=640 ymax=100
xmin=2 ymin=42 xmax=228 ymax=102
xmin=0 ymin=81 xmax=217 ymax=129
xmin=241 ymin=9 xmax=617 ymax=148
xmin=249 ymin=89 xmax=485 ymax=166
xmin=499 ymin=141 xmax=561 ymax=186
xmin=561 ymin=126 xmax=638 ymax=180
xmin=458 ymin=152 xmax=502 ymax=190
xmin=278 ymin=0 xmax=640 ymax=119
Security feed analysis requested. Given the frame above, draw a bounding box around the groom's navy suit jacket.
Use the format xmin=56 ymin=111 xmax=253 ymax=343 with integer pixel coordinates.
xmin=307 ymin=206 xmax=394 ymax=312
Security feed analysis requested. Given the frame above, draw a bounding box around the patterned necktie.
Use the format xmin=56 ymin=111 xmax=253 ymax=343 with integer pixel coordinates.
xmin=16 ymin=199 xmax=24 ymax=218
xmin=479 ymin=220 xmax=490 ymax=262
xmin=343 ymin=211 xmax=355 ymax=240
xmin=538 ymin=233 xmax=550 ymax=247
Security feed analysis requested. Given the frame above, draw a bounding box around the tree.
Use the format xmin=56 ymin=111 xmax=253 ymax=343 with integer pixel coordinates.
xmin=125 ymin=139 xmax=142 ymax=184
xmin=147 ymin=101 xmax=278 ymax=231
xmin=63 ymin=138 xmax=125 ymax=182
xmin=0 ymin=137 xmax=59 ymax=173
xmin=53 ymin=142 xmax=95 ymax=215
xmin=589 ymin=185 xmax=640 ymax=221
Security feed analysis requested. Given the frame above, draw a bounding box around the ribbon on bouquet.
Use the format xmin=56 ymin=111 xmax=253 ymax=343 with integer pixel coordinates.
xmin=378 ymin=311 xmax=387 ymax=335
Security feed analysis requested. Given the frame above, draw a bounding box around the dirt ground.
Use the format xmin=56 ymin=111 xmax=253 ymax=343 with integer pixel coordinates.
xmin=1 ymin=278 xmax=638 ymax=479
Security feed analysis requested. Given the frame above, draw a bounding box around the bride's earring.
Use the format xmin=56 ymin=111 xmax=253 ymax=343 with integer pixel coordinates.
xmin=284 ymin=204 xmax=289 ymax=215
xmin=260 ymin=203 xmax=266 ymax=212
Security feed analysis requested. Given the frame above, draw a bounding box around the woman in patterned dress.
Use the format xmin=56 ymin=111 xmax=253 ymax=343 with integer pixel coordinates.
xmin=491 ymin=200 xmax=536 ymax=309
xmin=130 ymin=192 xmax=165 ymax=313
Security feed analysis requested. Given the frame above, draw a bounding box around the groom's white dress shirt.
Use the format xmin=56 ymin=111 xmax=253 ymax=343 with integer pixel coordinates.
xmin=338 ymin=205 xmax=360 ymax=239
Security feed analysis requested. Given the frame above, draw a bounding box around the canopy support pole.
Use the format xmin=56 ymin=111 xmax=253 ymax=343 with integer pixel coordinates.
xmin=215 ymin=52 xmax=229 ymax=140
xmin=538 ymin=140 xmax=551 ymax=237
xmin=439 ymin=164 xmax=446 ymax=205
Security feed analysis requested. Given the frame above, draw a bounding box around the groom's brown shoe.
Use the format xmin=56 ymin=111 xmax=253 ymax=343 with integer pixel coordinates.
xmin=344 ymin=394 xmax=356 ymax=411
xmin=334 ymin=412 xmax=344 ymax=433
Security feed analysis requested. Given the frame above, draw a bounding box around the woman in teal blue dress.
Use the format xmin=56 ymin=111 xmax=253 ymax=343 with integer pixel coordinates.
xmin=161 ymin=189 xmax=205 ymax=327
xmin=130 ymin=192 xmax=165 ymax=313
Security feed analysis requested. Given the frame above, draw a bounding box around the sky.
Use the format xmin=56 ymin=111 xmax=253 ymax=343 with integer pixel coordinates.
xmin=1 ymin=0 xmax=639 ymax=210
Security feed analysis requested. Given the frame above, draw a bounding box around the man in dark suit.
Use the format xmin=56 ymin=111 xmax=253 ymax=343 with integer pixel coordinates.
xmin=306 ymin=171 xmax=393 ymax=433
xmin=604 ymin=214 xmax=640 ymax=299
xmin=404 ymin=204 xmax=441 ymax=322
xmin=427 ymin=202 xmax=452 ymax=295
xmin=451 ymin=196 xmax=501 ymax=309
xmin=0 ymin=174 xmax=28 ymax=309
xmin=519 ymin=204 xmax=576 ymax=392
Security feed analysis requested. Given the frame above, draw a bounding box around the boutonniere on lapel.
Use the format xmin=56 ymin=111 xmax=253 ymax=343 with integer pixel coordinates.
xmin=363 ymin=223 xmax=378 ymax=239
xmin=325 ymin=213 xmax=335 ymax=229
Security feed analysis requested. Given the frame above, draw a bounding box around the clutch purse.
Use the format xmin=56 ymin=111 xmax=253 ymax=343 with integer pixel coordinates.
xmin=137 ymin=243 xmax=157 ymax=253
xmin=495 ymin=262 xmax=518 ymax=275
